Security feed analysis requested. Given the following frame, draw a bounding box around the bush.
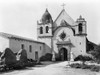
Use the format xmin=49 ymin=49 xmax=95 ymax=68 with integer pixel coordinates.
xmin=26 ymin=59 xmax=36 ymax=67
xmin=13 ymin=61 xmax=25 ymax=69
xmin=55 ymin=57 xmax=61 ymax=61
xmin=70 ymin=63 xmax=100 ymax=72
xmin=81 ymin=64 xmax=91 ymax=69
xmin=70 ymin=63 xmax=92 ymax=69
xmin=91 ymin=65 xmax=100 ymax=72
xmin=26 ymin=62 xmax=35 ymax=67
xmin=70 ymin=63 xmax=81 ymax=68
xmin=40 ymin=56 xmax=46 ymax=61
xmin=27 ymin=59 xmax=36 ymax=63
xmin=40 ymin=53 xmax=52 ymax=61
xmin=74 ymin=55 xmax=93 ymax=62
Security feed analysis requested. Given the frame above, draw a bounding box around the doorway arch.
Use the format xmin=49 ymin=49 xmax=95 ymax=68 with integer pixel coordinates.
xmin=59 ymin=47 xmax=68 ymax=61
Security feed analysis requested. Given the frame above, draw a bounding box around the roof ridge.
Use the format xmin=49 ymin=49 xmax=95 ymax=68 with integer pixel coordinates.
xmin=0 ymin=32 xmax=44 ymax=44
xmin=54 ymin=9 xmax=65 ymax=23
xmin=54 ymin=9 xmax=75 ymax=24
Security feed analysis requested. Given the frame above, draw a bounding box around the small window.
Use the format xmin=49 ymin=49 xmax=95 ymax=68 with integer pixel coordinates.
xmin=46 ymin=26 xmax=49 ymax=33
xmin=29 ymin=45 xmax=32 ymax=52
xmin=40 ymin=46 xmax=41 ymax=50
xmin=35 ymin=51 xmax=38 ymax=60
xmin=78 ymin=23 xmax=82 ymax=33
xmin=21 ymin=44 xmax=24 ymax=49
xmin=40 ymin=27 xmax=43 ymax=34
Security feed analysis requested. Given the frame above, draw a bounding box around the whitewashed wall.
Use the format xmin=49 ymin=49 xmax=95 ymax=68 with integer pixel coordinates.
xmin=0 ymin=36 xmax=9 ymax=52
xmin=71 ymin=36 xmax=87 ymax=58
xmin=53 ymin=26 xmax=87 ymax=59
xmin=38 ymin=38 xmax=52 ymax=54
xmin=9 ymin=38 xmax=45 ymax=60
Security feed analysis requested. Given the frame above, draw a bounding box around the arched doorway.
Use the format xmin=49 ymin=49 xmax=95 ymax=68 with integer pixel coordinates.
xmin=59 ymin=48 xmax=68 ymax=61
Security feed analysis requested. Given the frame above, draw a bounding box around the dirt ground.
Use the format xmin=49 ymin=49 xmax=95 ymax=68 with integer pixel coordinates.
xmin=0 ymin=61 xmax=100 ymax=75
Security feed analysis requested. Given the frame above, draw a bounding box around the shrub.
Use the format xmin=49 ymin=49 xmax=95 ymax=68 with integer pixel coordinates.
xmin=70 ymin=63 xmax=81 ymax=68
xmin=45 ymin=53 xmax=52 ymax=61
xmin=27 ymin=59 xmax=36 ymax=63
xmin=91 ymin=45 xmax=100 ymax=63
xmin=91 ymin=65 xmax=100 ymax=72
xmin=40 ymin=56 xmax=46 ymax=61
xmin=55 ymin=54 xmax=61 ymax=61
xmin=26 ymin=62 xmax=35 ymax=67
xmin=26 ymin=59 xmax=36 ymax=67
xmin=70 ymin=63 xmax=100 ymax=72
xmin=81 ymin=64 xmax=91 ymax=69
xmin=74 ymin=55 xmax=93 ymax=65
xmin=13 ymin=61 xmax=25 ymax=69
xmin=40 ymin=53 xmax=52 ymax=61
xmin=74 ymin=55 xmax=92 ymax=61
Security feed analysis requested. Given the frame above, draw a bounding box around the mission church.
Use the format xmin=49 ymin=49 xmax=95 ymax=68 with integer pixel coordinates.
xmin=37 ymin=7 xmax=88 ymax=61
xmin=0 ymin=6 xmax=93 ymax=61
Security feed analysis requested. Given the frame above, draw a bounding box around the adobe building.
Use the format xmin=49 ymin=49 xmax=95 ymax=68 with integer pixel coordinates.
xmin=0 ymin=32 xmax=45 ymax=60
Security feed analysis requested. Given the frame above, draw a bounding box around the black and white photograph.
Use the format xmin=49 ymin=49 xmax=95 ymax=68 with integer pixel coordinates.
xmin=0 ymin=0 xmax=100 ymax=75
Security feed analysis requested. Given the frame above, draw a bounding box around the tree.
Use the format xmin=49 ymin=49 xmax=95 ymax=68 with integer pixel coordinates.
xmin=91 ymin=44 xmax=100 ymax=63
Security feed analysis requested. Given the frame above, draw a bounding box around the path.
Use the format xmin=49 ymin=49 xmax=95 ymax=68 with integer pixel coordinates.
xmin=1 ymin=61 xmax=100 ymax=75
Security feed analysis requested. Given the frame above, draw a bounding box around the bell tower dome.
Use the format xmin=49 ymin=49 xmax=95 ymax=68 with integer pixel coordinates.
xmin=37 ymin=8 xmax=53 ymax=37
xmin=41 ymin=9 xmax=53 ymax=24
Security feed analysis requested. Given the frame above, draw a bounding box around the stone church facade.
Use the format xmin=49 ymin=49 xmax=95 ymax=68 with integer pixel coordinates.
xmin=37 ymin=8 xmax=88 ymax=61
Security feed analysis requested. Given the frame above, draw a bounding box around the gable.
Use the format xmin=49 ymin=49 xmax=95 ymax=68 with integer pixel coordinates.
xmin=53 ymin=27 xmax=74 ymax=41
xmin=54 ymin=9 xmax=75 ymax=27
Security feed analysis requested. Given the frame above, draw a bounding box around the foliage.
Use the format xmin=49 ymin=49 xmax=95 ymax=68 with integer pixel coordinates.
xmin=70 ymin=63 xmax=100 ymax=72
xmin=86 ymin=38 xmax=95 ymax=52
xmin=0 ymin=48 xmax=17 ymax=67
xmin=74 ymin=55 xmax=93 ymax=64
xmin=90 ymin=65 xmax=100 ymax=72
xmin=40 ymin=53 xmax=52 ymax=61
xmin=70 ymin=63 xmax=81 ymax=68
xmin=91 ymin=45 xmax=100 ymax=63
xmin=0 ymin=52 xmax=2 ymax=57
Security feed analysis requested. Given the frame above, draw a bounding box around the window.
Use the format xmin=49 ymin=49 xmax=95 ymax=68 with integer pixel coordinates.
xmin=78 ymin=23 xmax=82 ymax=33
xmin=46 ymin=26 xmax=49 ymax=33
xmin=40 ymin=27 xmax=43 ymax=34
xmin=40 ymin=46 xmax=41 ymax=50
xmin=21 ymin=44 xmax=24 ymax=49
xmin=29 ymin=45 xmax=32 ymax=52
xmin=35 ymin=51 xmax=38 ymax=60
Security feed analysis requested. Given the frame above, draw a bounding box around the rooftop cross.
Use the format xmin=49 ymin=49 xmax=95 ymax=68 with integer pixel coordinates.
xmin=61 ymin=3 xmax=66 ymax=9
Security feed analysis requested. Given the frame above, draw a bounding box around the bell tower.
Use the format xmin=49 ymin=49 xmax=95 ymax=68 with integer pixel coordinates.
xmin=75 ymin=15 xmax=87 ymax=36
xmin=75 ymin=15 xmax=87 ymax=55
xmin=37 ymin=8 xmax=53 ymax=54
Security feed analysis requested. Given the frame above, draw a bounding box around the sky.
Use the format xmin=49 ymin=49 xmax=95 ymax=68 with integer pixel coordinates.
xmin=0 ymin=0 xmax=100 ymax=44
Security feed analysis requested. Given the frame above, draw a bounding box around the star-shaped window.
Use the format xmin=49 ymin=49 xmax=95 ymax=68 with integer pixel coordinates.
xmin=59 ymin=31 xmax=66 ymax=40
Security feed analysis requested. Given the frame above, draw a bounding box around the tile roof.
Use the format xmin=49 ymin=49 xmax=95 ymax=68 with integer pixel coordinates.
xmin=0 ymin=32 xmax=44 ymax=44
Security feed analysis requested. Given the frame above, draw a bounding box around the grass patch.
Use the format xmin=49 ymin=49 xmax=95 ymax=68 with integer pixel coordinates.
xmin=70 ymin=63 xmax=100 ymax=72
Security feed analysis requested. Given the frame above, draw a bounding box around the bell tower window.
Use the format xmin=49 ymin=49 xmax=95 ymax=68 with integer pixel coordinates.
xmin=40 ymin=27 xmax=43 ymax=34
xmin=46 ymin=26 xmax=49 ymax=33
xmin=78 ymin=23 xmax=82 ymax=33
